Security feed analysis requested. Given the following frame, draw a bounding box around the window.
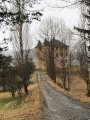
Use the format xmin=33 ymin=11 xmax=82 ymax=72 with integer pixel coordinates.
xmin=54 ymin=47 xmax=58 ymax=51
xmin=65 ymin=52 xmax=68 ymax=56
xmin=65 ymin=47 xmax=67 ymax=50
xmin=61 ymin=52 xmax=63 ymax=57
xmin=56 ymin=53 xmax=58 ymax=57
xmin=39 ymin=47 xmax=42 ymax=50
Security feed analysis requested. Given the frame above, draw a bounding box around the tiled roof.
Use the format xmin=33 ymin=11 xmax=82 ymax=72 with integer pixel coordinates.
xmin=36 ymin=40 xmax=42 ymax=47
xmin=49 ymin=39 xmax=68 ymax=47
xmin=43 ymin=38 xmax=49 ymax=46
xmin=36 ymin=39 xmax=68 ymax=48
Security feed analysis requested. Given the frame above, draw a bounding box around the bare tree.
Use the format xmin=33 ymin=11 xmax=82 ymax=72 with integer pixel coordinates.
xmin=37 ymin=17 xmax=72 ymax=85
xmin=12 ymin=24 xmax=32 ymax=61
xmin=76 ymin=42 xmax=90 ymax=96
xmin=75 ymin=6 xmax=90 ymax=96
xmin=11 ymin=23 xmax=34 ymax=95
xmin=37 ymin=17 xmax=63 ymax=82
xmin=6 ymin=67 xmax=23 ymax=99
xmin=37 ymin=17 xmax=68 ymax=41
xmin=0 ymin=56 xmax=12 ymax=92
xmin=15 ymin=60 xmax=34 ymax=95
xmin=44 ymin=0 xmax=89 ymax=9
xmin=0 ymin=0 xmax=42 ymax=59
xmin=9 ymin=0 xmax=37 ymax=96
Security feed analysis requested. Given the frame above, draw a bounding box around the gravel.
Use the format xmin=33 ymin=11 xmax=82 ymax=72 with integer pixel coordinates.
xmin=37 ymin=72 xmax=90 ymax=120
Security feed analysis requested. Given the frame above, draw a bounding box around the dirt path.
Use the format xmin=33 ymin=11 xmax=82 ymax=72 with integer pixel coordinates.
xmin=37 ymin=72 xmax=90 ymax=120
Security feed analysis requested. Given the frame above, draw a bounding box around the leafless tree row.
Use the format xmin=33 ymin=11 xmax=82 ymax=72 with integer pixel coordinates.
xmin=74 ymin=4 xmax=90 ymax=96
xmin=37 ymin=17 xmax=72 ymax=89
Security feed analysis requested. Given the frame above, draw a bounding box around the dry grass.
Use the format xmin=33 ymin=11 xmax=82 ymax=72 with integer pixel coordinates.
xmin=44 ymin=66 xmax=90 ymax=104
xmin=0 ymin=72 xmax=45 ymax=120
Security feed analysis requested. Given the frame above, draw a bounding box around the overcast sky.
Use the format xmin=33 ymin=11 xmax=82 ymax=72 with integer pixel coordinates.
xmin=31 ymin=0 xmax=80 ymax=32
xmin=30 ymin=0 xmax=80 ymax=48
xmin=0 ymin=0 xmax=80 ymax=50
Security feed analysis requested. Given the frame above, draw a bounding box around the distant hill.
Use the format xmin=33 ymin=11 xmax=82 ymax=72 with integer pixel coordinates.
xmin=2 ymin=48 xmax=36 ymax=60
xmin=3 ymin=50 xmax=14 ymax=57
xmin=29 ymin=48 xmax=36 ymax=59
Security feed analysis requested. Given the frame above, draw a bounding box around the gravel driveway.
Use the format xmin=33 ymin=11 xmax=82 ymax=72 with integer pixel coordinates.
xmin=37 ymin=72 xmax=90 ymax=120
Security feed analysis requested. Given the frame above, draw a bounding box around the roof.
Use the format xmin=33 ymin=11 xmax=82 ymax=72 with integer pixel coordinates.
xmin=43 ymin=38 xmax=49 ymax=46
xmin=49 ymin=39 xmax=68 ymax=47
xmin=36 ymin=39 xmax=68 ymax=48
xmin=36 ymin=40 xmax=42 ymax=47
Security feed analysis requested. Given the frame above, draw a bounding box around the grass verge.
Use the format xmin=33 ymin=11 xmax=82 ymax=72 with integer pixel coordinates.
xmin=0 ymin=72 xmax=45 ymax=120
xmin=44 ymin=66 xmax=90 ymax=105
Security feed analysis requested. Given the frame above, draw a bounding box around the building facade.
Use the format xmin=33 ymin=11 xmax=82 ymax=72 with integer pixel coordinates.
xmin=35 ymin=39 xmax=69 ymax=70
xmin=87 ymin=41 xmax=90 ymax=71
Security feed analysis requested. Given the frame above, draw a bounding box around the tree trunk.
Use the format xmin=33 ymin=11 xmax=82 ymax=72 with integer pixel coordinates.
xmin=87 ymin=83 xmax=90 ymax=97
xmin=18 ymin=90 xmax=22 ymax=97
xmin=67 ymin=67 xmax=71 ymax=91
xmin=23 ymin=77 xmax=28 ymax=95
xmin=18 ymin=0 xmax=24 ymax=62
xmin=3 ymin=84 xmax=6 ymax=92
xmin=17 ymin=90 xmax=22 ymax=104
xmin=11 ymin=91 xmax=15 ymax=99
xmin=24 ymin=84 xmax=28 ymax=95
xmin=2 ymin=78 xmax=6 ymax=92
xmin=47 ymin=47 xmax=52 ymax=78
xmin=68 ymin=76 xmax=70 ymax=91
xmin=51 ymin=38 xmax=56 ymax=83
xmin=19 ymin=24 xmax=23 ymax=62
xmin=63 ymin=77 xmax=66 ymax=89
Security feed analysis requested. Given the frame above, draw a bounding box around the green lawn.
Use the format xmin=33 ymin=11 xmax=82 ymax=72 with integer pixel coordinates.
xmin=0 ymin=91 xmax=27 ymax=110
xmin=0 ymin=97 xmax=13 ymax=106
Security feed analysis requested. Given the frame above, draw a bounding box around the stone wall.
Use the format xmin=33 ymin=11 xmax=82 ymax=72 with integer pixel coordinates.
xmin=35 ymin=46 xmax=69 ymax=70
xmin=42 ymin=46 xmax=49 ymax=70
xmin=54 ymin=46 xmax=69 ymax=68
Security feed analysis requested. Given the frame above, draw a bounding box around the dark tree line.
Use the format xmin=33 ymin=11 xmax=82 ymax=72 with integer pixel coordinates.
xmin=0 ymin=54 xmax=35 ymax=99
xmin=6 ymin=59 xmax=34 ymax=98
xmin=0 ymin=46 xmax=12 ymax=91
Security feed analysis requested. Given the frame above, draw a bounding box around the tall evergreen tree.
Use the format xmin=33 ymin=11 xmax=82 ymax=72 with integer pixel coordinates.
xmin=74 ymin=0 xmax=90 ymax=96
xmin=0 ymin=47 xmax=3 ymax=67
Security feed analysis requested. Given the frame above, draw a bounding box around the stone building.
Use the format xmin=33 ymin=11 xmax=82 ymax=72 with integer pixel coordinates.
xmin=35 ymin=39 xmax=69 ymax=70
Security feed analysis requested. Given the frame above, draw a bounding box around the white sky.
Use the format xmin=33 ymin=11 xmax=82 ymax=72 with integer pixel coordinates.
xmin=0 ymin=0 xmax=80 ymax=50
xmin=30 ymin=0 xmax=80 ymax=48
xmin=31 ymin=0 xmax=80 ymax=31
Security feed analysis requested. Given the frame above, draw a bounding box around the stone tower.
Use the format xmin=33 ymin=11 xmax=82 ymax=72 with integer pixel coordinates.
xmin=35 ymin=39 xmax=69 ymax=70
xmin=42 ymin=39 xmax=49 ymax=70
xmin=35 ymin=40 xmax=42 ymax=69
